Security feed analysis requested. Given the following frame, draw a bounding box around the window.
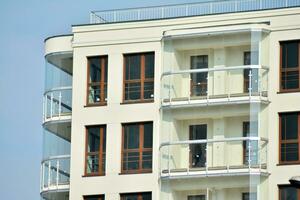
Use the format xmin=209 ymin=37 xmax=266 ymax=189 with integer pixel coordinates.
xmin=122 ymin=122 xmax=153 ymax=173
xmin=123 ymin=52 xmax=154 ymax=102
xmin=242 ymin=193 xmax=257 ymax=200
xmin=190 ymin=55 xmax=208 ymax=96
xmin=279 ymin=185 xmax=300 ymax=200
xmin=121 ymin=192 xmax=151 ymax=200
xmin=84 ymin=195 xmax=105 ymax=200
xmin=244 ymin=51 xmax=251 ymax=93
xmin=279 ymin=112 xmax=300 ymax=164
xmin=87 ymin=56 xmax=108 ymax=105
xmin=85 ymin=126 xmax=106 ymax=176
xmin=187 ymin=195 xmax=205 ymax=200
xmin=280 ymin=41 xmax=300 ymax=91
xmin=243 ymin=51 xmax=258 ymax=93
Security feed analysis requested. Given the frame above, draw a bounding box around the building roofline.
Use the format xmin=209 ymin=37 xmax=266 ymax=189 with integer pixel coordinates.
xmin=44 ymin=34 xmax=73 ymax=43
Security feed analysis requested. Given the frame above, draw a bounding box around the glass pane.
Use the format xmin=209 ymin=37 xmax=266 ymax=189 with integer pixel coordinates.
xmin=281 ymin=113 xmax=298 ymax=140
xmin=242 ymin=193 xmax=257 ymax=200
xmin=123 ymin=152 xmax=139 ymax=170
xmin=87 ymin=154 xmax=99 ymax=173
xmin=124 ymin=124 xmax=140 ymax=149
xmin=142 ymin=193 xmax=152 ymax=200
xmin=144 ymin=81 xmax=154 ymax=99
xmin=143 ymin=123 xmax=153 ymax=148
xmin=142 ymin=151 xmax=152 ymax=169
xmin=125 ymin=83 xmax=141 ymax=100
xmin=121 ymin=194 xmax=138 ymax=200
xmin=125 ymin=54 xmax=141 ymax=80
xmin=188 ymin=195 xmax=206 ymax=200
xmin=282 ymin=71 xmax=299 ymax=90
xmin=89 ymin=57 xmax=101 ymax=82
xmin=88 ymin=127 xmax=100 ymax=152
xmin=244 ymin=51 xmax=251 ymax=65
xmin=280 ymin=187 xmax=298 ymax=200
xmin=84 ymin=196 xmax=103 ymax=200
xmin=282 ymin=42 xmax=299 ymax=68
xmin=281 ymin=143 xmax=299 ymax=162
xmin=145 ymin=53 xmax=154 ymax=79
xmin=88 ymin=85 xmax=101 ymax=103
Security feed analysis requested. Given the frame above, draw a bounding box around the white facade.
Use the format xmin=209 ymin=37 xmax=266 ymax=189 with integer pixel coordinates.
xmin=41 ymin=2 xmax=300 ymax=200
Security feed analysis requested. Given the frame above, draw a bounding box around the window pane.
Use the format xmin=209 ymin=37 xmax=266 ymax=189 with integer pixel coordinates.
xmin=88 ymin=127 xmax=100 ymax=152
xmin=144 ymin=123 xmax=153 ymax=148
xmin=188 ymin=195 xmax=206 ymax=200
xmin=281 ymin=113 xmax=298 ymax=140
xmin=122 ymin=194 xmax=138 ymax=200
xmin=124 ymin=124 xmax=139 ymax=149
xmin=125 ymin=55 xmax=141 ymax=80
xmin=84 ymin=196 xmax=104 ymax=200
xmin=144 ymin=81 xmax=154 ymax=99
xmin=89 ymin=57 xmax=101 ymax=82
xmin=281 ymin=71 xmax=299 ymax=90
xmin=280 ymin=186 xmax=298 ymax=200
xmin=145 ymin=53 xmax=154 ymax=79
xmin=88 ymin=85 xmax=101 ymax=103
xmin=142 ymin=151 xmax=152 ymax=169
xmin=125 ymin=83 xmax=141 ymax=100
xmin=281 ymin=143 xmax=299 ymax=162
xmin=123 ymin=152 xmax=139 ymax=170
xmin=142 ymin=193 xmax=152 ymax=200
xmin=282 ymin=42 xmax=299 ymax=68
xmin=87 ymin=154 xmax=99 ymax=173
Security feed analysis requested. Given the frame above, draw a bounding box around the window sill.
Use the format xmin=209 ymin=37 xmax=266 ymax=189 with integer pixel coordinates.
xmin=82 ymin=173 xmax=105 ymax=177
xmin=277 ymin=162 xmax=300 ymax=166
xmin=121 ymin=100 xmax=154 ymax=105
xmin=119 ymin=171 xmax=152 ymax=175
xmin=277 ymin=89 xmax=300 ymax=94
xmin=84 ymin=103 xmax=107 ymax=107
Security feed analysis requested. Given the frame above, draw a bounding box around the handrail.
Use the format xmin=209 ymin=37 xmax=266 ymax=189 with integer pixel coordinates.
xmin=42 ymin=155 xmax=71 ymax=163
xmin=44 ymin=86 xmax=72 ymax=96
xmin=90 ymin=0 xmax=300 ymax=24
xmin=161 ymin=65 xmax=268 ymax=77
xmin=160 ymin=136 xmax=268 ymax=148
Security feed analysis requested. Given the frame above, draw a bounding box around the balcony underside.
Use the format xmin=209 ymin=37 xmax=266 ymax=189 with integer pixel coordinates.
xmin=43 ymin=120 xmax=71 ymax=142
xmin=41 ymin=189 xmax=69 ymax=200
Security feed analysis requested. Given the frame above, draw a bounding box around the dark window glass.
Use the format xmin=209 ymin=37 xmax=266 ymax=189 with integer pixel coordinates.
xmin=124 ymin=53 xmax=154 ymax=101
xmin=243 ymin=193 xmax=257 ymax=200
xmin=188 ymin=195 xmax=206 ymax=200
xmin=280 ymin=41 xmax=300 ymax=91
xmin=87 ymin=56 xmax=108 ymax=104
xmin=121 ymin=193 xmax=151 ymax=200
xmin=190 ymin=55 xmax=208 ymax=96
xmin=279 ymin=186 xmax=299 ymax=200
xmin=122 ymin=122 xmax=153 ymax=173
xmin=85 ymin=126 xmax=106 ymax=175
xmin=84 ymin=195 xmax=104 ymax=200
xmin=190 ymin=125 xmax=207 ymax=168
xmin=280 ymin=113 xmax=300 ymax=163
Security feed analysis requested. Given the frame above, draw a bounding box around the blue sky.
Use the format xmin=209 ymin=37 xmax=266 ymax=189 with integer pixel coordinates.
xmin=0 ymin=0 xmax=206 ymax=199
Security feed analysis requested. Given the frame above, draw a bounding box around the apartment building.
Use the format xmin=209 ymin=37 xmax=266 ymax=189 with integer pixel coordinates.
xmin=41 ymin=0 xmax=300 ymax=200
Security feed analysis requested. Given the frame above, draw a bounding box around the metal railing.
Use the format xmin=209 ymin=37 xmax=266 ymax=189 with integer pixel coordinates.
xmin=40 ymin=155 xmax=70 ymax=193
xmin=43 ymin=86 xmax=72 ymax=123
xmin=160 ymin=137 xmax=268 ymax=177
xmin=161 ymin=65 xmax=269 ymax=106
xmin=90 ymin=0 xmax=300 ymax=24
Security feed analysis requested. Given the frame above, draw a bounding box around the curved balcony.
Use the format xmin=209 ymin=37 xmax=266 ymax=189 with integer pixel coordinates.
xmin=160 ymin=137 xmax=268 ymax=179
xmin=40 ymin=155 xmax=70 ymax=195
xmin=161 ymin=65 xmax=269 ymax=108
xmin=43 ymin=87 xmax=72 ymax=124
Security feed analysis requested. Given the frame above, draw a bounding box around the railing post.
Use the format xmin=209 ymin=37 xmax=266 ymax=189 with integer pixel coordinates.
xmin=185 ymin=4 xmax=189 ymax=16
xmin=113 ymin=11 xmax=117 ymax=22
xmin=248 ymin=139 xmax=251 ymax=169
xmin=48 ymin=161 xmax=51 ymax=188
xmin=210 ymin=2 xmax=213 ymax=14
xmin=228 ymin=71 xmax=231 ymax=100
xmin=161 ymin=7 xmax=164 ymax=18
xmin=42 ymin=97 xmax=45 ymax=122
xmin=205 ymin=142 xmax=208 ymax=174
xmin=206 ymin=72 xmax=209 ymax=103
xmin=259 ymin=0 xmax=263 ymax=9
xmin=58 ymin=91 xmax=62 ymax=118
xmin=50 ymin=93 xmax=53 ymax=119
xmin=167 ymin=144 xmax=170 ymax=175
xmin=56 ymin=160 xmax=60 ymax=188
xmin=286 ymin=0 xmax=288 ymax=7
xmin=249 ymin=69 xmax=252 ymax=98
xmin=138 ymin=9 xmax=141 ymax=20
xmin=235 ymin=0 xmax=238 ymax=11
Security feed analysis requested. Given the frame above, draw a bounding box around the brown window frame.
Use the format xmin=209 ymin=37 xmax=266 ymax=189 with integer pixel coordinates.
xmin=280 ymin=40 xmax=300 ymax=93
xmin=121 ymin=122 xmax=153 ymax=174
xmin=279 ymin=185 xmax=300 ymax=200
xmin=120 ymin=192 xmax=152 ymax=200
xmin=123 ymin=52 xmax=154 ymax=103
xmin=83 ymin=195 xmax=105 ymax=200
xmin=279 ymin=112 xmax=300 ymax=165
xmin=84 ymin=125 xmax=106 ymax=176
xmin=86 ymin=56 xmax=108 ymax=106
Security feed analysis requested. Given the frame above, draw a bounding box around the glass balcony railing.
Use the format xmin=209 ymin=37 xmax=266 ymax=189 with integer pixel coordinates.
xmin=161 ymin=65 xmax=268 ymax=107
xmin=160 ymin=137 xmax=268 ymax=178
xmin=43 ymin=87 xmax=72 ymax=123
xmin=40 ymin=155 xmax=70 ymax=193
xmin=90 ymin=0 xmax=300 ymax=24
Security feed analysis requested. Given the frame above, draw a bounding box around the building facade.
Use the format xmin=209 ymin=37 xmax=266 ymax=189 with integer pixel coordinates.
xmin=41 ymin=1 xmax=300 ymax=200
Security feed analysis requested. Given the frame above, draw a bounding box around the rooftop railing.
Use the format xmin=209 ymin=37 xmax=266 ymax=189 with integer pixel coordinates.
xmin=90 ymin=0 xmax=300 ymax=24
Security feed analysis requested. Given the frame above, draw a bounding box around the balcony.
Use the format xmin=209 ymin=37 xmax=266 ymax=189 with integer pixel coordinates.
xmin=43 ymin=87 xmax=72 ymax=124
xmin=90 ymin=0 xmax=300 ymax=24
xmin=161 ymin=65 xmax=268 ymax=108
xmin=160 ymin=137 xmax=268 ymax=179
xmin=40 ymin=155 xmax=70 ymax=195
